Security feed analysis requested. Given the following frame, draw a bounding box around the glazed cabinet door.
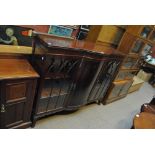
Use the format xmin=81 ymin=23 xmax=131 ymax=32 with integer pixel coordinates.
xmin=35 ymin=54 xmax=82 ymax=114
xmin=66 ymin=57 xmax=103 ymax=109
xmin=0 ymin=79 xmax=36 ymax=129
xmin=88 ymin=59 xmax=121 ymax=102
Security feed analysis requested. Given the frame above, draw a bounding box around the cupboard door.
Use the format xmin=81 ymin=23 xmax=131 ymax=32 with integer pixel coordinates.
xmin=108 ymin=82 xmax=124 ymax=99
xmin=36 ymin=54 xmax=82 ymax=112
xmin=67 ymin=57 xmax=102 ymax=108
xmin=88 ymin=59 xmax=121 ymax=102
xmin=0 ymin=79 xmax=36 ymax=129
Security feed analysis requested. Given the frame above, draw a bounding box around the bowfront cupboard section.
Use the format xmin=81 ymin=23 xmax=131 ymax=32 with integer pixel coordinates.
xmin=31 ymin=34 xmax=124 ymax=126
xmin=0 ymin=58 xmax=39 ymax=128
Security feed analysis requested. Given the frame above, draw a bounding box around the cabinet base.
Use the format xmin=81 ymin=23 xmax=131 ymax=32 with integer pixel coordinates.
xmin=11 ymin=122 xmax=32 ymax=129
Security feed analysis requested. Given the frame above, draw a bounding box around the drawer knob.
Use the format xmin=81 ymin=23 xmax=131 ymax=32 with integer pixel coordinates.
xmin=1 ymin=104 xmax=5 ymax=113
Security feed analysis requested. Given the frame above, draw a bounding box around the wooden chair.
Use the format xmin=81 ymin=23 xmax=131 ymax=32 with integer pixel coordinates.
xmin=141 ymin=96 xmax=155 ymax=114
xmin=131 ymin=96 xmax=155 ymax=129
xmin=133 ymin=112 xmax=155 ymax=129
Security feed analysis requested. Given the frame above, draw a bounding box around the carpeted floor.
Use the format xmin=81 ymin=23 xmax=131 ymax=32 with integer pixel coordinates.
xmin=34 ymin=82 xmax=155 ymax=129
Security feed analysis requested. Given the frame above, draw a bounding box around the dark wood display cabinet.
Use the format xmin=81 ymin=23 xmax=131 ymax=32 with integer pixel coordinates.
xmin=0 ymin=58 xmax=39 ymax=129
xmin=31 ymin=33 xmax=124 ymax=126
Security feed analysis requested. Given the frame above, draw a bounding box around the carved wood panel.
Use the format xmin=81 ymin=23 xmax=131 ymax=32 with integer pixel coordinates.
xmin=6 ymin=82 xmax=27 ymax=104
xmin=0 ymin=79 xmax=36 ymax=129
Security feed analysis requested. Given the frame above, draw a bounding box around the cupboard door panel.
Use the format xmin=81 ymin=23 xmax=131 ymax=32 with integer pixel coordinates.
xmin=6 ymin=82 xmax=27 ymax=103
xmin=47 ymin=96 xmax=58 ymax=111
xmin=5 ymin=101 xmax=25 ymax=128
xmin=37 ymin=98 xmax=49 ymax=114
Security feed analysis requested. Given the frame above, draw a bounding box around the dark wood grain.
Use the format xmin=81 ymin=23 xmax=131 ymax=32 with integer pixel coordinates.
xmin=0 ymin=58 xmax=39 ymax=129
xmin=31 ymin=33 xmax=124 ymax=127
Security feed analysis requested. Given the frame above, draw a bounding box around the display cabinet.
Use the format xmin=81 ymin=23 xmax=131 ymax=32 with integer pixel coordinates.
xmin=105 ymin=25 xmax=155 ymax=104
xmin=0 ymin=58 xmax=39 ymax=129
xmin=31 ymin=33 xmax=124 ymax=126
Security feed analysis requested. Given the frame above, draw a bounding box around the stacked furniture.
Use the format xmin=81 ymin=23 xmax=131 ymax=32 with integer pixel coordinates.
xmin=106 ymin=26 xmax=155 ymax=103
xmin=30 ymin=33 xmax=124 ymax=126
xmin=0 ymin=56 xmax=39 ymax=128
xmin=87 ymin=25 xmax=155 ymax=103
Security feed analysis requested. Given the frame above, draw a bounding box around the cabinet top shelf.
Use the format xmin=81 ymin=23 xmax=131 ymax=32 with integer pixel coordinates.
xmin=0 ymin=58 xmax=39 ymax=80
xmin=34 ymin=33 xmax=124 ymax=56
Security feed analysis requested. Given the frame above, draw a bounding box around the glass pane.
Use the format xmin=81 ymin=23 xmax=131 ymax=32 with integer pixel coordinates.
xmin=140 ymin=26 xmax=152 ymax=38
xmin=149 ymin=31 xmax=155 ymax=41
xmin=119 ymin=81 xmax=133 ymax=95
xmin=41 ymin=79 xmax=51 ymax=98
xmin=108 ymin=83 xmax=124 ymax=98
xmin=131 ymin=40 xmax=144 ymax=53
xmin=122 ymin=57 xmax=138 ymax=69
xmin=125 ymin=71 xmax=137 ymax=79
xmin=115 ymin=71 xmax=125 ymax=81
xmin=141 ymin=44 xmax=152 ymax=56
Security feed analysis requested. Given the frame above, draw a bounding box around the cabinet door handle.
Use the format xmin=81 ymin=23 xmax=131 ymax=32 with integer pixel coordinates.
xmin=1 ymin=104 xmax=5 ymax=113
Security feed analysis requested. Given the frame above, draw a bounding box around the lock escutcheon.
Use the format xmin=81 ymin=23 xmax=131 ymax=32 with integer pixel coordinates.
xmin=1 ymin=104 xmax=5 ymax=113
